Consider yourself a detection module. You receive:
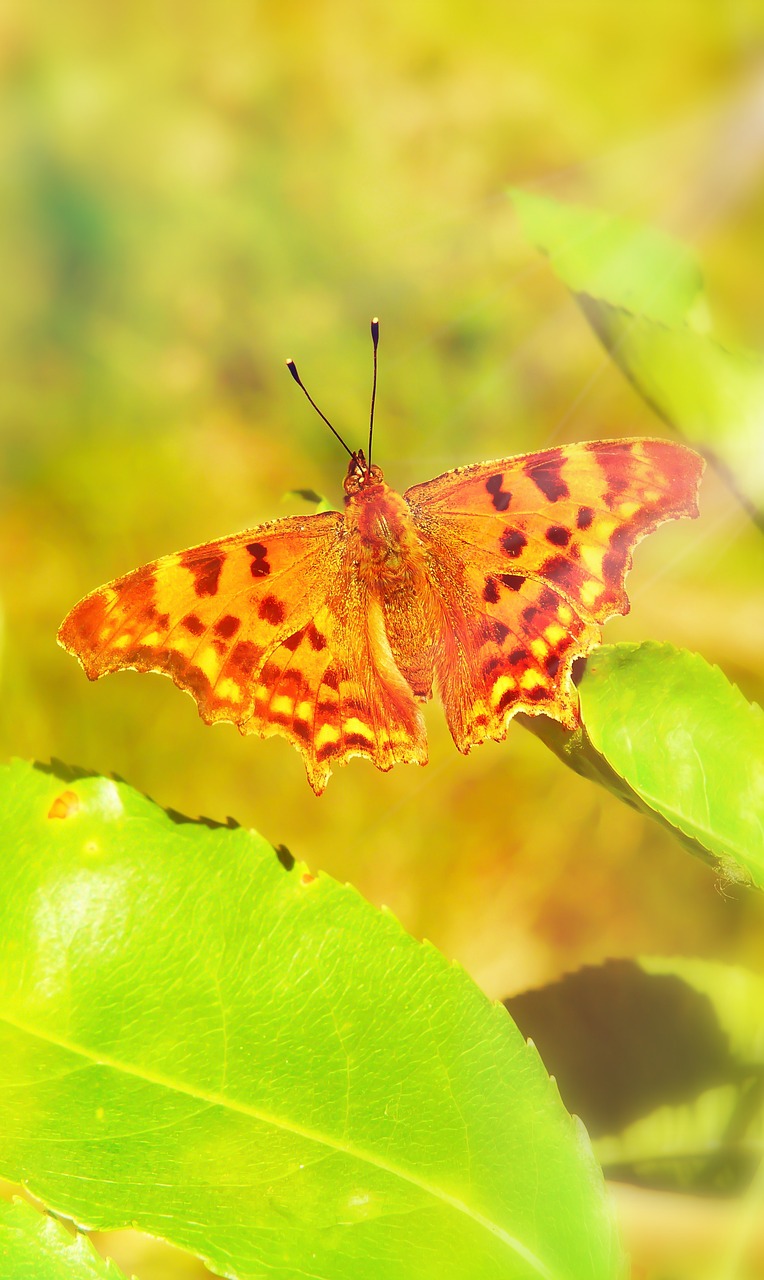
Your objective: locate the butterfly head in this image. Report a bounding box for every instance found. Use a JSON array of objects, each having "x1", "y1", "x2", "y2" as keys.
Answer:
[{"x1": 344, "y1": 450, "x2": 385, "y2": 496}]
